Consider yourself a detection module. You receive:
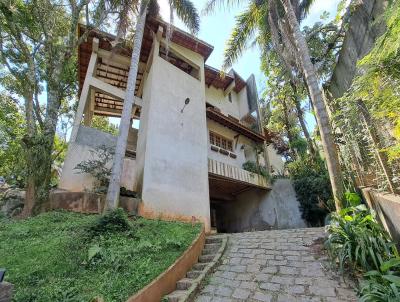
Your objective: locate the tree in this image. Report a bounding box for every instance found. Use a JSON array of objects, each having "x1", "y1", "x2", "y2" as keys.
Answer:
[
  {"x1": 106, "y1": 0, "x2": 200, "y2": 209},
  {"x1": 281, "y1": 0, "x2": 344, "y2": 210},
  {"x1": 0, "y1": 93, "x2": 26, "y2": 187},
  {"x1": 91, "y1": 116, "x2": 119, "y2": 135},
  {"x1": 0, "y1": 0, "x2": 113, "y2": 215}
]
